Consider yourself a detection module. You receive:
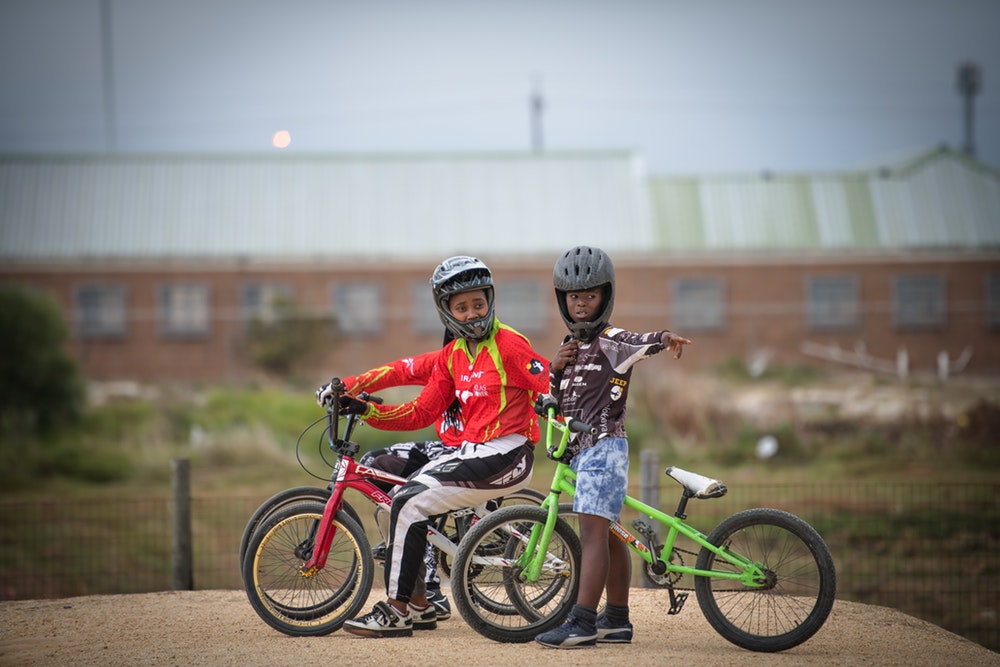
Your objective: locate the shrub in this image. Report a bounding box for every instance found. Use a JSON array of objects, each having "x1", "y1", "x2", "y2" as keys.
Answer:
[{"x1": 0, "y1": 286, "x2": 85, "y2": 436}]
